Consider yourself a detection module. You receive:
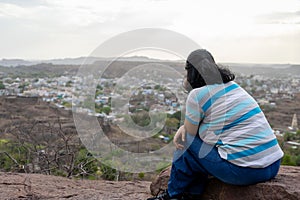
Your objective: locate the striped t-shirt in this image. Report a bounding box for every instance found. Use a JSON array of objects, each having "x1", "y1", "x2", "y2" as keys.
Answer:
[{"x1": 185, "y1": 81, "x2": 284, "y2": 168}]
